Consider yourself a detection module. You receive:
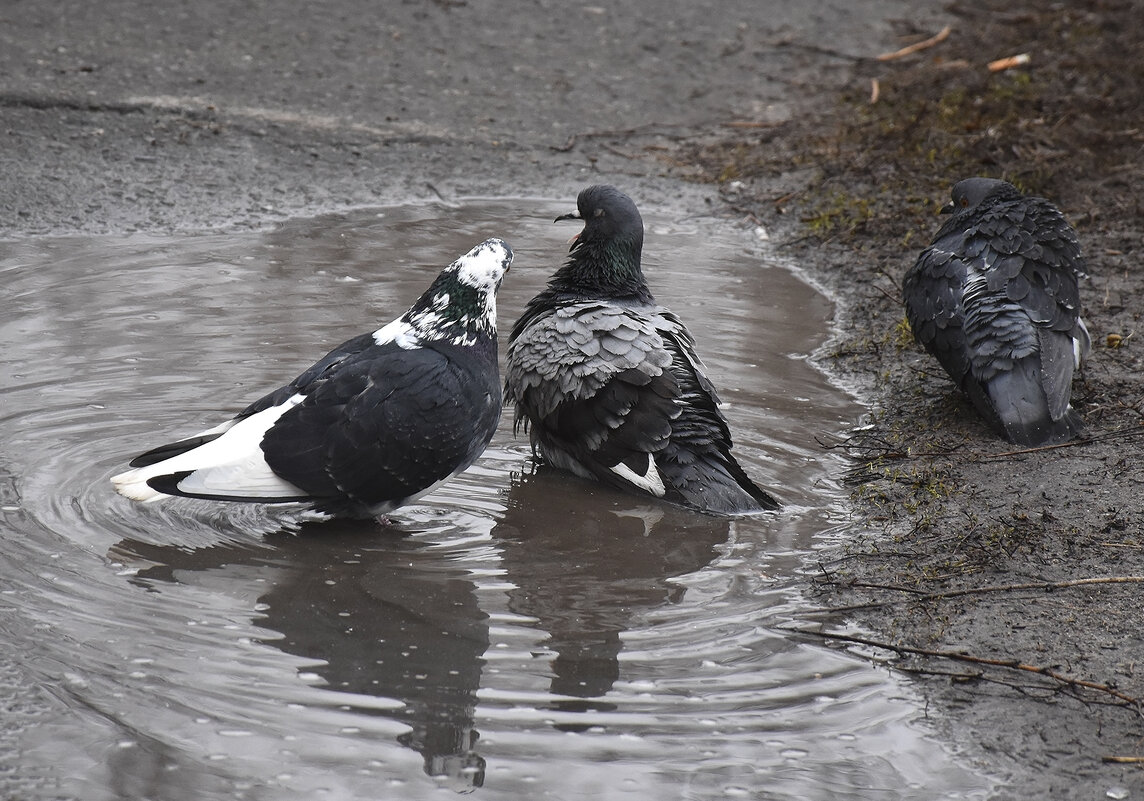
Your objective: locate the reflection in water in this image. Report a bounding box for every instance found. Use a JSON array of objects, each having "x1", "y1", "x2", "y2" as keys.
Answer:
[
  {"x1": 256, "y1": 531, "x2": 491, "y2": 792},
  {"x1": 495, "y1": 466, "x2": 730, "y2": 718},
  {"x1": 0, "y1": 203, "x2": 996, "y2": 799},
  {"x1": 121, "y1": 528, "x2": 491, "y2": 792},
  {"x1": 115, "y1": 466, "x2": 730, "y2": 792}
]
